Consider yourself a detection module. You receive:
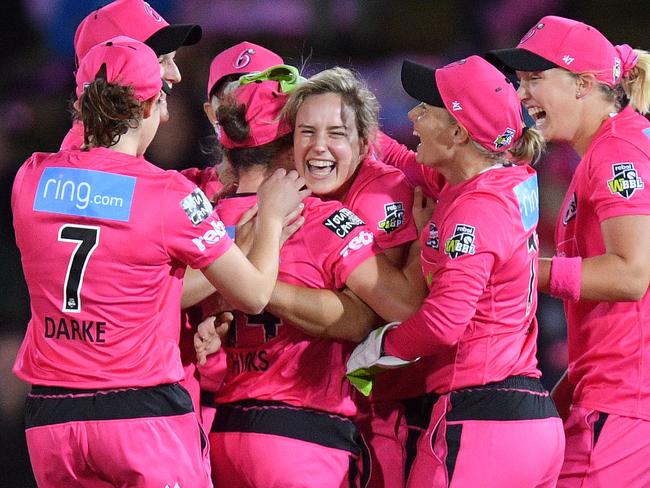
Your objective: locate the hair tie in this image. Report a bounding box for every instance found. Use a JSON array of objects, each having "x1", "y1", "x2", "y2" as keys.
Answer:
[{"x1": 615, "y1": 44, "x2": 639, "y2": 78}]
